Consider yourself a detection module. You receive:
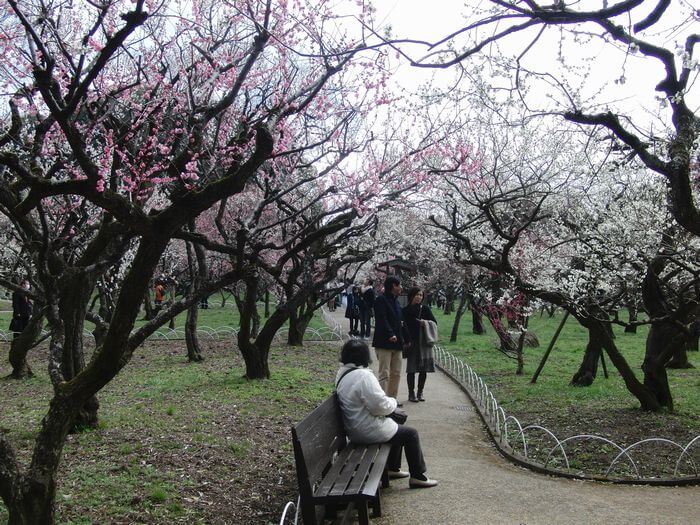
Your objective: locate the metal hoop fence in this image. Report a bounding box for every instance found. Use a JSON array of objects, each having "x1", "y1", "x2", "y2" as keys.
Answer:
[
  {"x1": 0, "y1": 323, "x2": 343, "y2": 344},
  {"x1": 434, "y1": 346, "x2": 700, "y2": 485}
]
